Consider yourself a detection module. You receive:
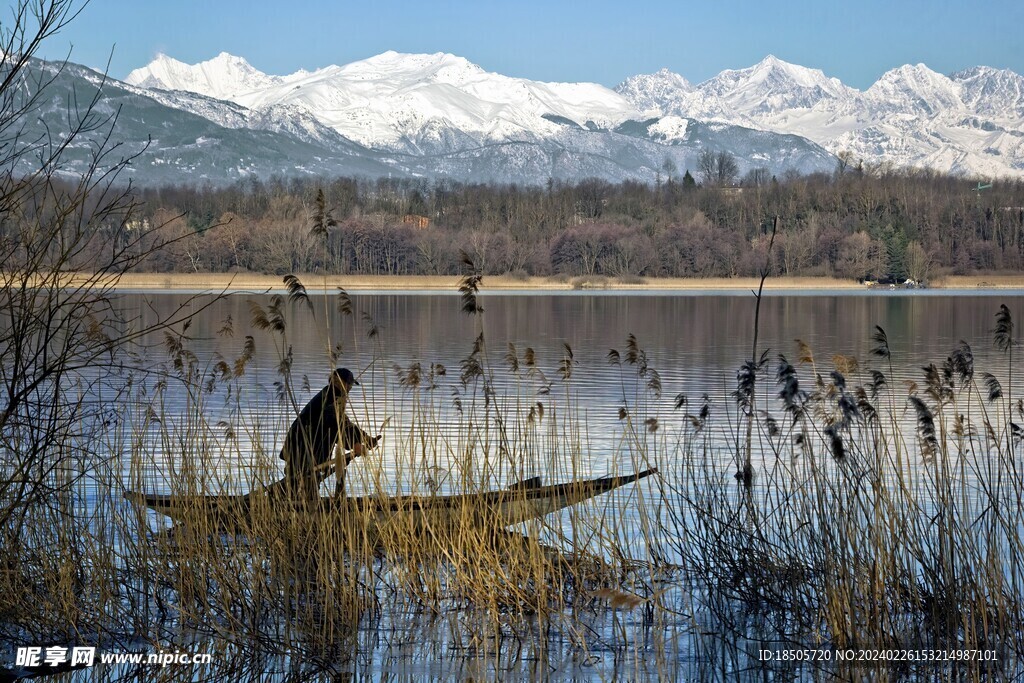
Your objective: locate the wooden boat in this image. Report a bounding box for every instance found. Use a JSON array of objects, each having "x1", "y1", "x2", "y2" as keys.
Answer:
[{"x1": 125, "y1": 468, "x2": 658, "y2": 544}]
